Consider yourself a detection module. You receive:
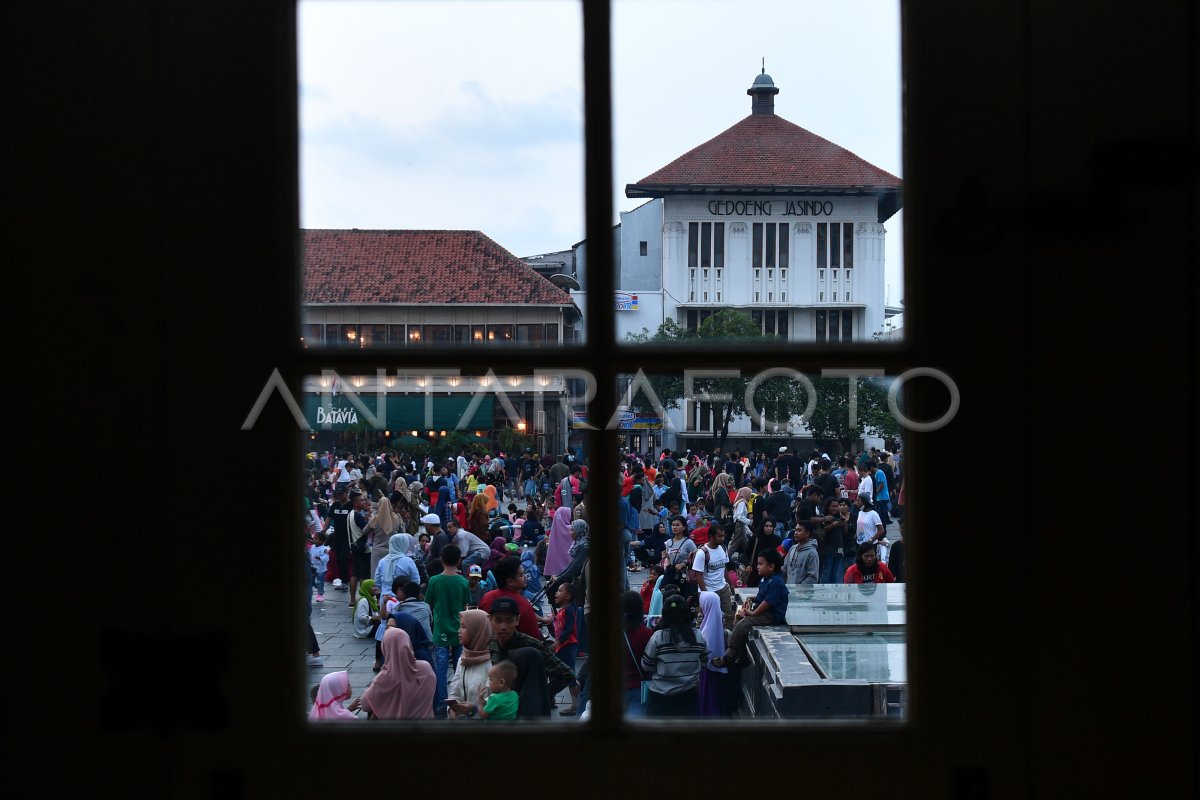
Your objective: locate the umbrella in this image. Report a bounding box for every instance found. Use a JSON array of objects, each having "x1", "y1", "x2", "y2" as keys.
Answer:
[
  {"x1": 463, "y1": 433, "x2": 491, "y2": 443},
  {"x1": 394, "y1": 435, "x2": 429, "y2": 446}
]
